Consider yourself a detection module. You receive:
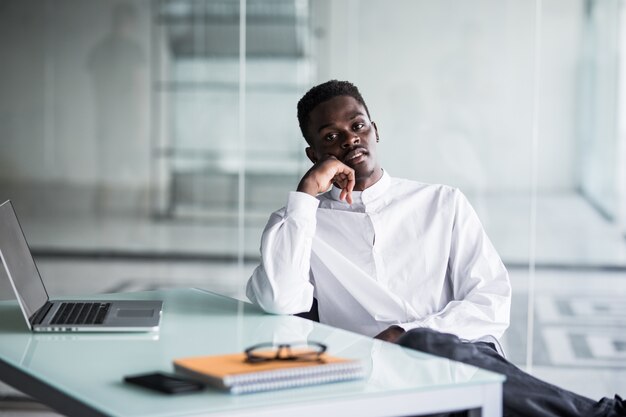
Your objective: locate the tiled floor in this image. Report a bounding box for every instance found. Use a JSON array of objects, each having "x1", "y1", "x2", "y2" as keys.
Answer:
[
  {"x1": 1, "y1": 192, "x2": 625, "y2": 415},
  {"x1": 503, "y1": 268, "x2": 626, "y2": 400}
]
